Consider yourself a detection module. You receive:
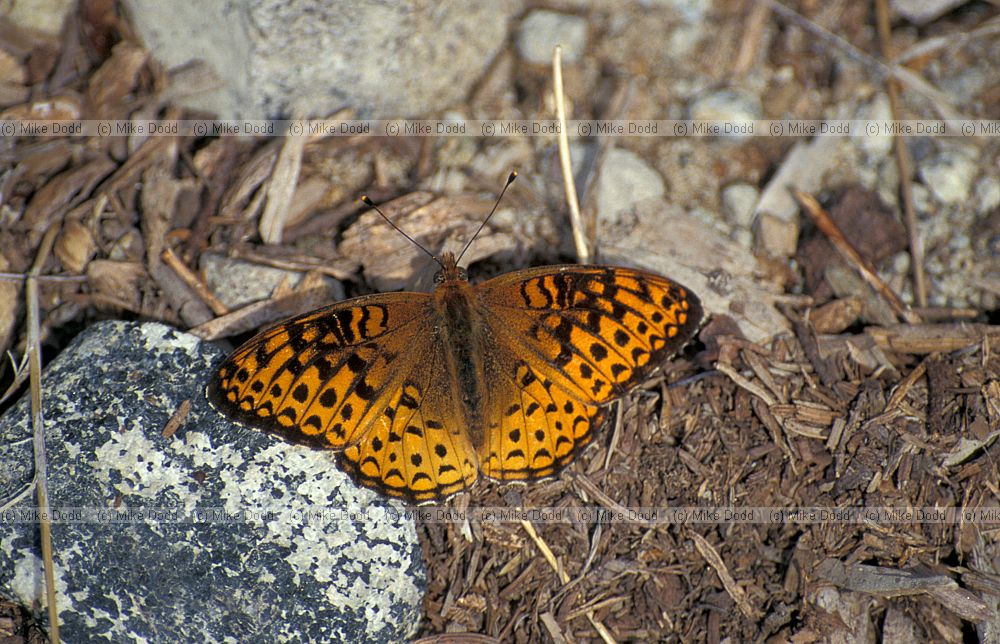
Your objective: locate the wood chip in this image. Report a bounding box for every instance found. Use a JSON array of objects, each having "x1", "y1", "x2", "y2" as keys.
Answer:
[
  {"x1": 22, "y1": 156, "x2": 116, "y2": 230},
  {"x1": 816, "y1": 559, "x2": 992, "y2": 622},
  {"x1": 86, "y1": 259, "x2": 147, "y2": 310},
  {"x1": 54, "y1": 218, "x2": 96, "y2": 273},
  {"x1": 811, "y1": 298, "x2": 863, "y2": 334},
  {"x1": 87, "y1": 41, "x2": 148, "y2": 116},
  {"x1": 690, "y1": 532, "x2": 759, "y2": 620},
  {"x1": 867, "y1": 324, "x2": 1000, "y2": 354},
  {"x1": 259, "y1": 133, "x2": 306, "y2": 244}
]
